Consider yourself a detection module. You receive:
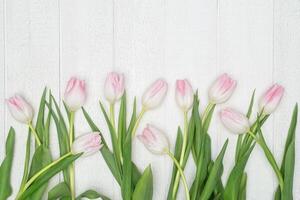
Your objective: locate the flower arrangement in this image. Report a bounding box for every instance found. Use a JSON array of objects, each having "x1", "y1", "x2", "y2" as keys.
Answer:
[{"x1": 0, "y1": 72, "x2": 297, "y2": 200}]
